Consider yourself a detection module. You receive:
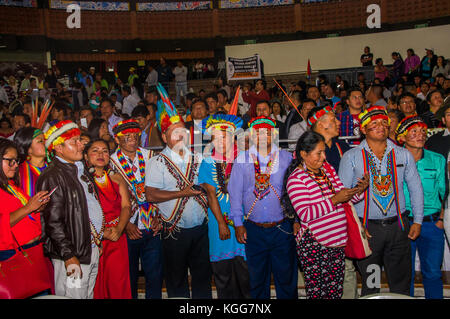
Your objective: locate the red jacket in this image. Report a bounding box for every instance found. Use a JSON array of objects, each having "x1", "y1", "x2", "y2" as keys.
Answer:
[{"x1": 242, "y1": 89, "x2": 270, "y2": 118}]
